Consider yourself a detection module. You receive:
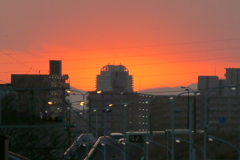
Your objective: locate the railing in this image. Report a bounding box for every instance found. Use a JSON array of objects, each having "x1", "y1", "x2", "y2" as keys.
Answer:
[
  {"x1": 84, "y1": 136, "x2": 107, "y2": 160},
  {"x1": 64, "y1": 133, "x2": 96, "y2": 159}
]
